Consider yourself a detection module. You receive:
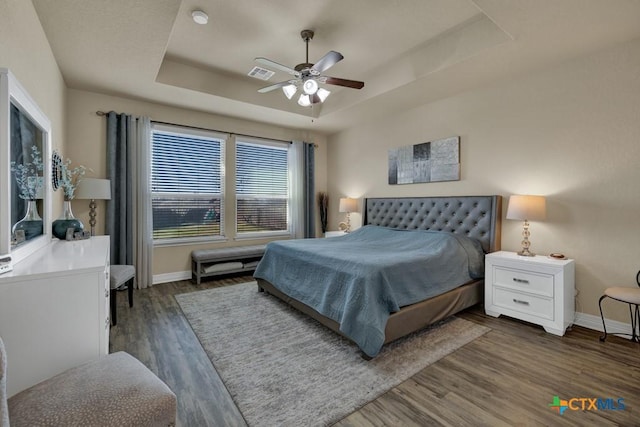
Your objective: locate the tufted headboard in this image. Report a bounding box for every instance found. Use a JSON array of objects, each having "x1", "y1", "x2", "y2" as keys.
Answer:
[{"x1": 363, "y1": 195, "x2": 502, "y2": 253}]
